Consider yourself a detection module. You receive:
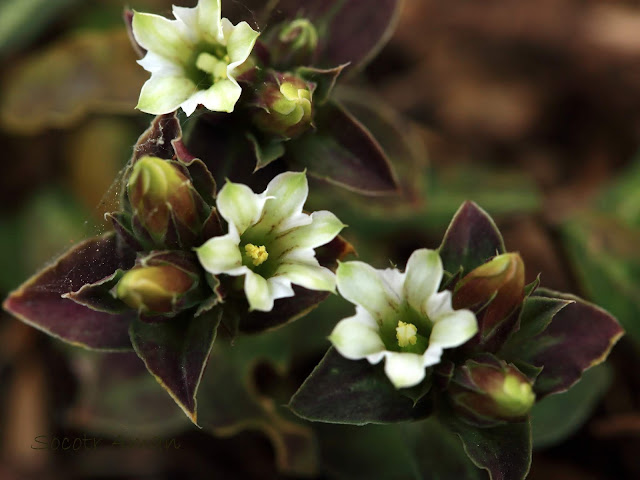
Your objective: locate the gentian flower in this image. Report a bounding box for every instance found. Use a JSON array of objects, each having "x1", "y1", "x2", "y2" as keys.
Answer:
[
  {"x1": 196, "y1": 171, "x2": 345, "y2": 312},
  {"x1": 132, "y1": 0, "x2": 259, "y2": 115},
  {"x1": 329, "y1": 250, "x2": 478, "y2": 388}
]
